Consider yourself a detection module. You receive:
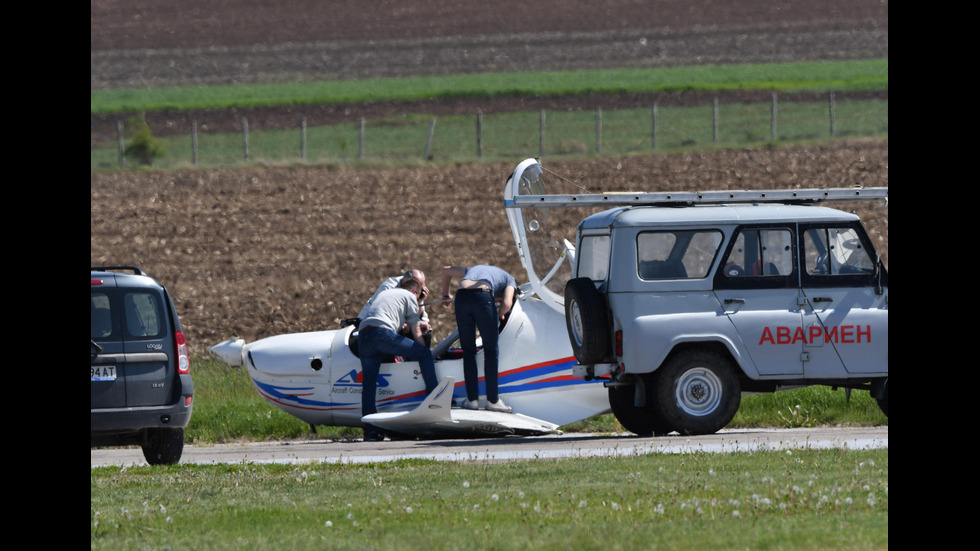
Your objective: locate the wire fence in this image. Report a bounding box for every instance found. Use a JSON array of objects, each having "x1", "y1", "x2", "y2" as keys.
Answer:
[{"x1": 93, "y1": 92, "x2": 887, "y2": 171}]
